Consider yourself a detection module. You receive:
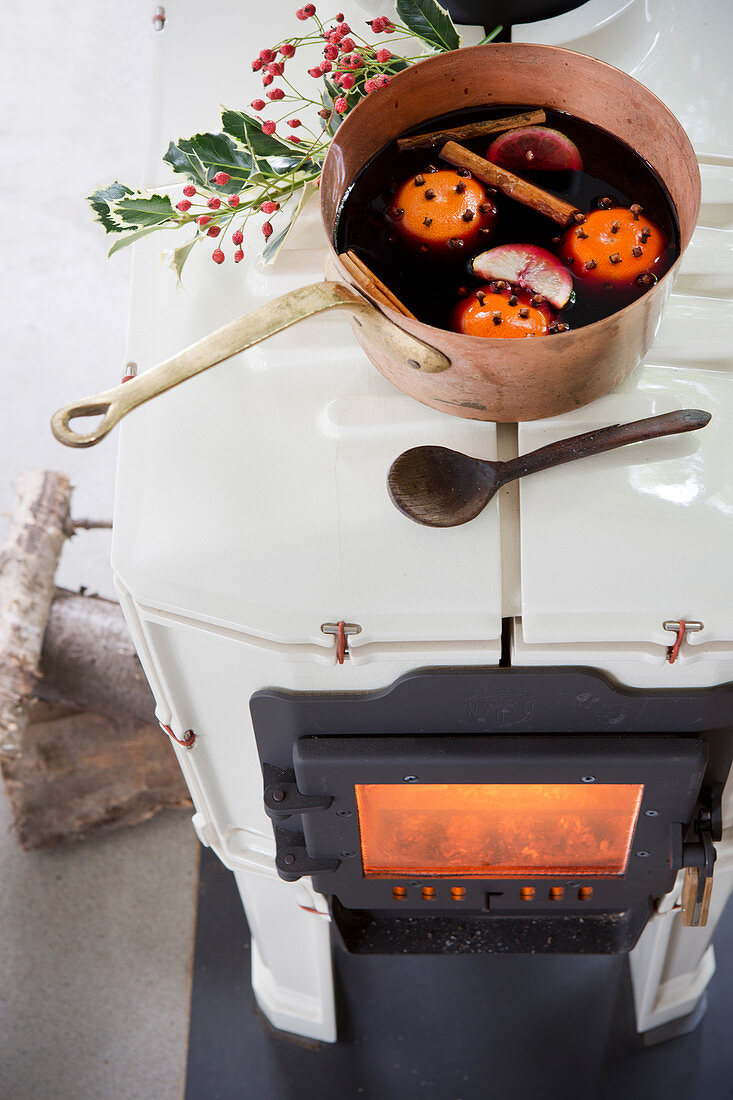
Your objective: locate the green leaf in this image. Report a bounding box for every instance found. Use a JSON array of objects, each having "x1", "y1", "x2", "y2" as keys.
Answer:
[
  {"x1": 88, "y1": 181, "x2": 133, "y2": 233},
  {"x1": 164, "y1": 133, "x2": 254, "y2": 192},
  {"x1": 261, "y1": 181, "x2": 318, "y2": 265},
  {"x1": 114, "y1": 193, "x2": 176, "y2": 227},
  {"x1": 107, "y1": 225, "x2": 164, "y2": 257},
  {"x1": 220, "y1": 110, "x2": 309, "y2": 174},
  {"x1": 395, "y1": 0, "x2": 461, "y2": 52},
  {"x1": 477, "y1": 25, "x2": 502, "y2": 44}
]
